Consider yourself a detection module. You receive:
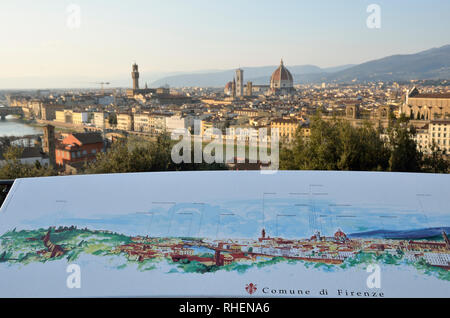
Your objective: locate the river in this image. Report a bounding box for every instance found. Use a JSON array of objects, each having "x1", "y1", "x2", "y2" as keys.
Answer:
[{"x1": 0, "y1": 115, "x2": 42, "y2": 137}]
